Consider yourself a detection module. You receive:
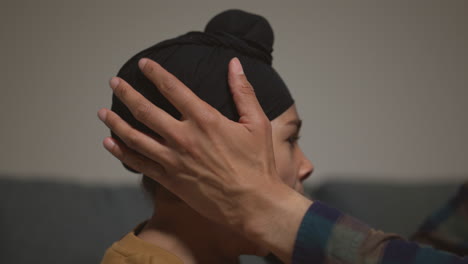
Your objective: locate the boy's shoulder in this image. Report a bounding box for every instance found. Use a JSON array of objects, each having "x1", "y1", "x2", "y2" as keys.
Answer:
[{"x1": 100, "y1": 222, "x2": 183, "y2": 264}]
